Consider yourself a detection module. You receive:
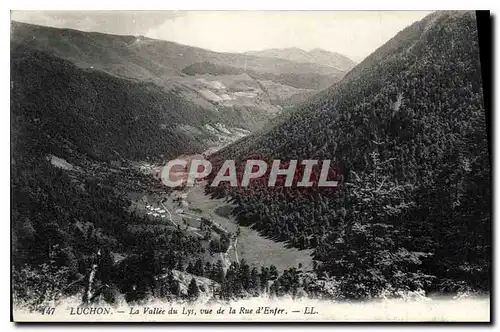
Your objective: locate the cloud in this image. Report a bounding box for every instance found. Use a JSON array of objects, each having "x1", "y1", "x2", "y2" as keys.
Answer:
[
  {"x1": 145, "y1": 11, "x2": 432, "y2": 60},
  {"x1": 11, "y1": 10, "x2": 185, "y2": 36}
]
